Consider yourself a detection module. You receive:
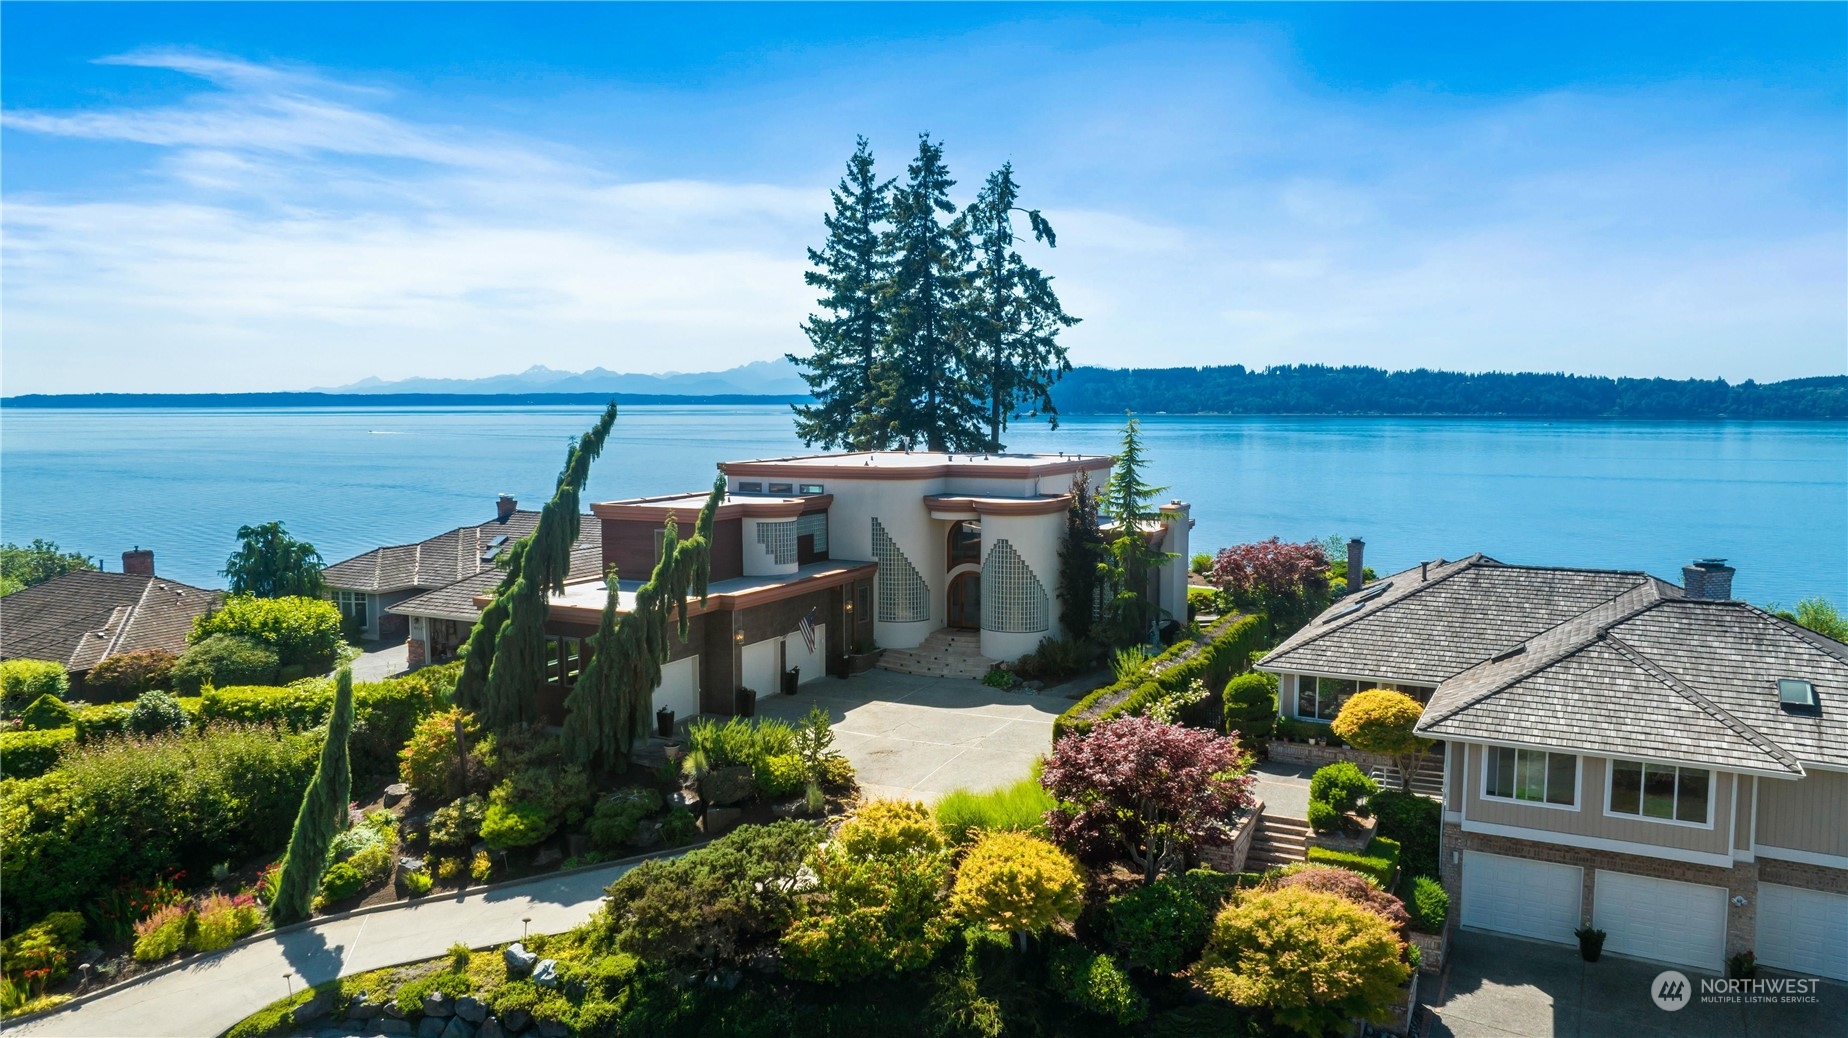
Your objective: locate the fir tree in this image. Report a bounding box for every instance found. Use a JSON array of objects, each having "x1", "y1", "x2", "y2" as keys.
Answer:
[
  {"x1": 270, "y1": 667, "x2": 354, "y2": 925},
  {"x1": 882, "y1": 133, "x2": 979, "y2": 451},
  {"x1": 961, "y1": 163, "x2": 1077, "y2": 452},
  {"x1": 789, "y1": 137, "x2": 896, "y2": 450},
  {"x1": 562, "y1": 476, "x2": 724, "y2": 771},
  {"x1": 456, "y1": 402, "x2": 618, "y2": 730},
  {"x1": 1058, "y1": 471, "x2": 1106, "y2": 640},
  {"x1": 1097, "y1": 414, "x2": 1173, "y2": 648}
]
